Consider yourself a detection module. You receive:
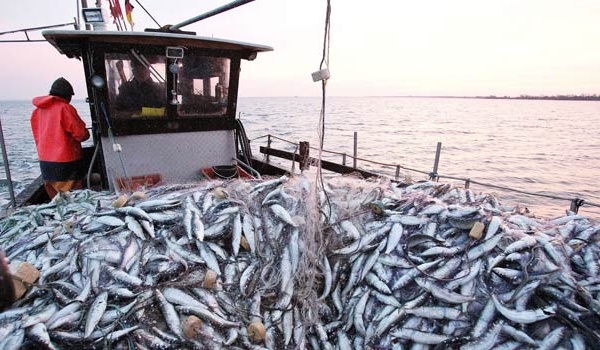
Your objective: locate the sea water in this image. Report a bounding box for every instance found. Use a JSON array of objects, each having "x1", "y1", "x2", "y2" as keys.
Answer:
[{"x1": 1, "y1": 97, "x2": 599, "y2": 219}]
